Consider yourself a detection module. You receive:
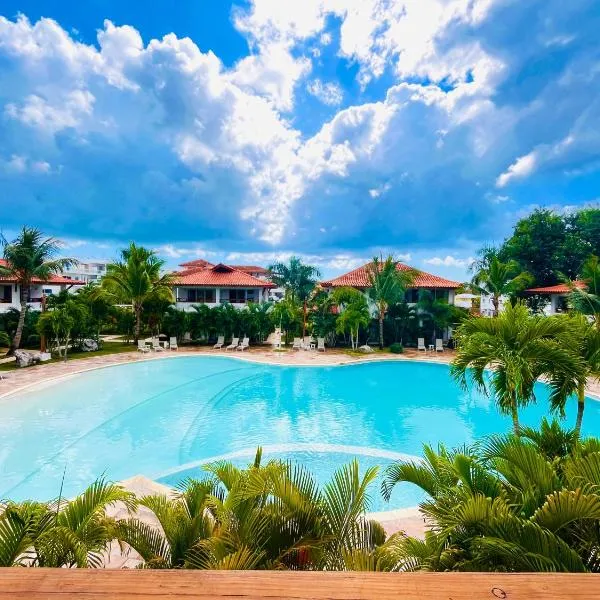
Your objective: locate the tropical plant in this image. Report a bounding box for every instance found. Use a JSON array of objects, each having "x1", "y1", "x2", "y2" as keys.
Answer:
[
  {"x1": 309, "y1": 290, "x2": 338, "y2": 345},
  {"x1": 37, "y1": 296, "x2": 88, "y2": 360},
  {"x1": 270, "y1": 298, "x2": 301, "y2": 344},
  {"x1": 451, "y1": 303, "x2": 584, "y2": 435},
  {"x1": 416, "y1": 290, "x2": 465, "y2": 344},
  {"x1": 469, "y1": 246, "x2": 532, "y2": 316},
  {"x1": 0, "y1": 479, "x2": 132, "y2": 567},
  {"x1": 0, "y1": 227, "x2": 76, "y2": 354},
  {"x1": 386, "y1": 301, "x2": 417, "y2": 345},
  {"x1": 269, "y1": 257, "x2": 321, "y2": 338},
  {"x1": 333, "y1": 287, "x2": 371, "y2": 350},
  {"x1": 121, "y1": 449, "x2": 384, "y2": 570},
  {"x1": 162, "y1": 306, "x2": 191, "y2": 343},
  {"x1": 75, "y1": 283, "x2": 113, "y2": 341},
  {"x1": 101, "y1": 243, "x2": 174, "y2": 343},
  {"x1": 189, "y1": 303, "x2": 213, "y2": 341},
  {"x1": 246, "y1": 301, "x2": 273, "y2": 342},
  {"x1": 381, "y1": 426, "x2": 600, "y2": 572},
  {"x1": 366, "y1": 255, "x2": 415, "y2": 349},
  {"x1": 569, "y1": 255, "x2": 600, "y2": 328}
]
